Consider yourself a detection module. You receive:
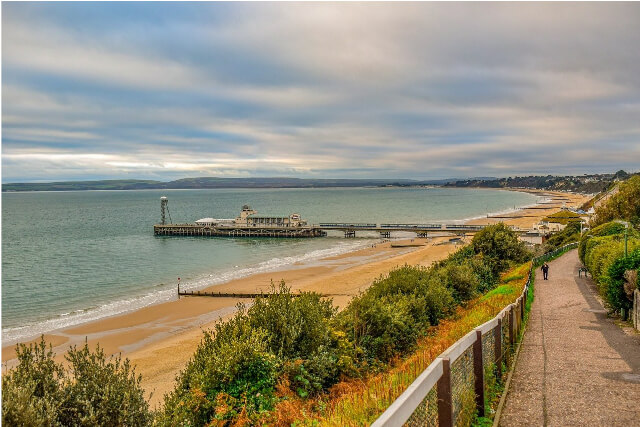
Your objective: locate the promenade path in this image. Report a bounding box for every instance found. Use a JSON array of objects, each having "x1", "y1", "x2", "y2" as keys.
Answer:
[{"x1": 499, "y1": 250, "x2": 640, "y2": 426}]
